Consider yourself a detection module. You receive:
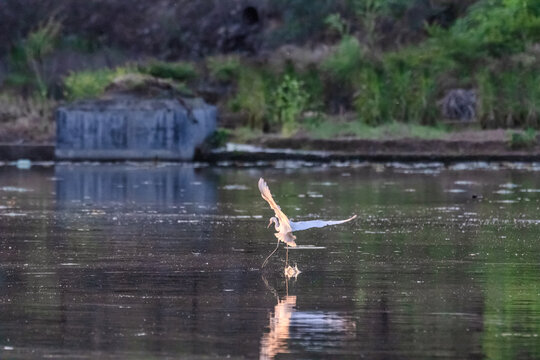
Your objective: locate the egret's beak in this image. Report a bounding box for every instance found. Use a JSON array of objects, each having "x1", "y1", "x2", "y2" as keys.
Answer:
[{"x1": 267, "y1": 219, "x2": 273, "y2": 228}]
